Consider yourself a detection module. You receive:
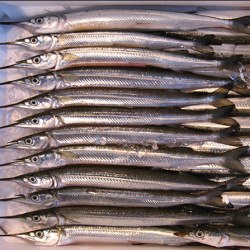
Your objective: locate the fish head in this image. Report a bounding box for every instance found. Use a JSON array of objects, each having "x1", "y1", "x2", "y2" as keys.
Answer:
[
  {"x1": 19, "y1": 16, "x2": 60, "y2": 35},
  {"x1": 8, "y1": 133, "x2": 50, "y2": 151},
  {"x1": 13, "y1": 73, "x2": 60, "y2": 91},
  {"x1": 25, "y1": 191, "x2": 56, "y2": 208},
  {"x1": 14, "y1": 35, "x2": 55, "y2": 51},
  {"x1": 20, "y1": 173, "x2": 55, "y2": 189},
  {"x1": 175, "y1": 227, "x2": 222, "y2": 247},
  {"x1": 18, "y1": 114, "x2": 56, "y2": 129},
  {"x1": 17, "y1": 95, "x2": 56, "y2": 110},
  {"x1": 15, "y1": 53, "x2": 58, "y2": 71},
  {"x1": 20, "y1": 150, "x2": 61, "y2": 170},
  {"x1": 16, "y1": 227, "x2": 61, "y2": 246}
]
